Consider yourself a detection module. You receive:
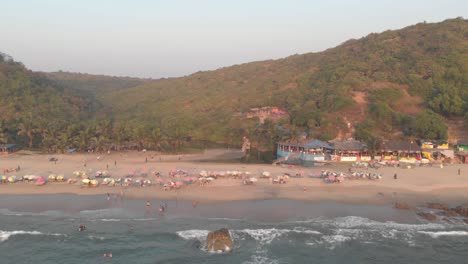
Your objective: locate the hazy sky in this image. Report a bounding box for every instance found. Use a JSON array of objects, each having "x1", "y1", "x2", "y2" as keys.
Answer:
[{"x1": 1, "y1": 0, "x2": 466, "y2": 78}]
